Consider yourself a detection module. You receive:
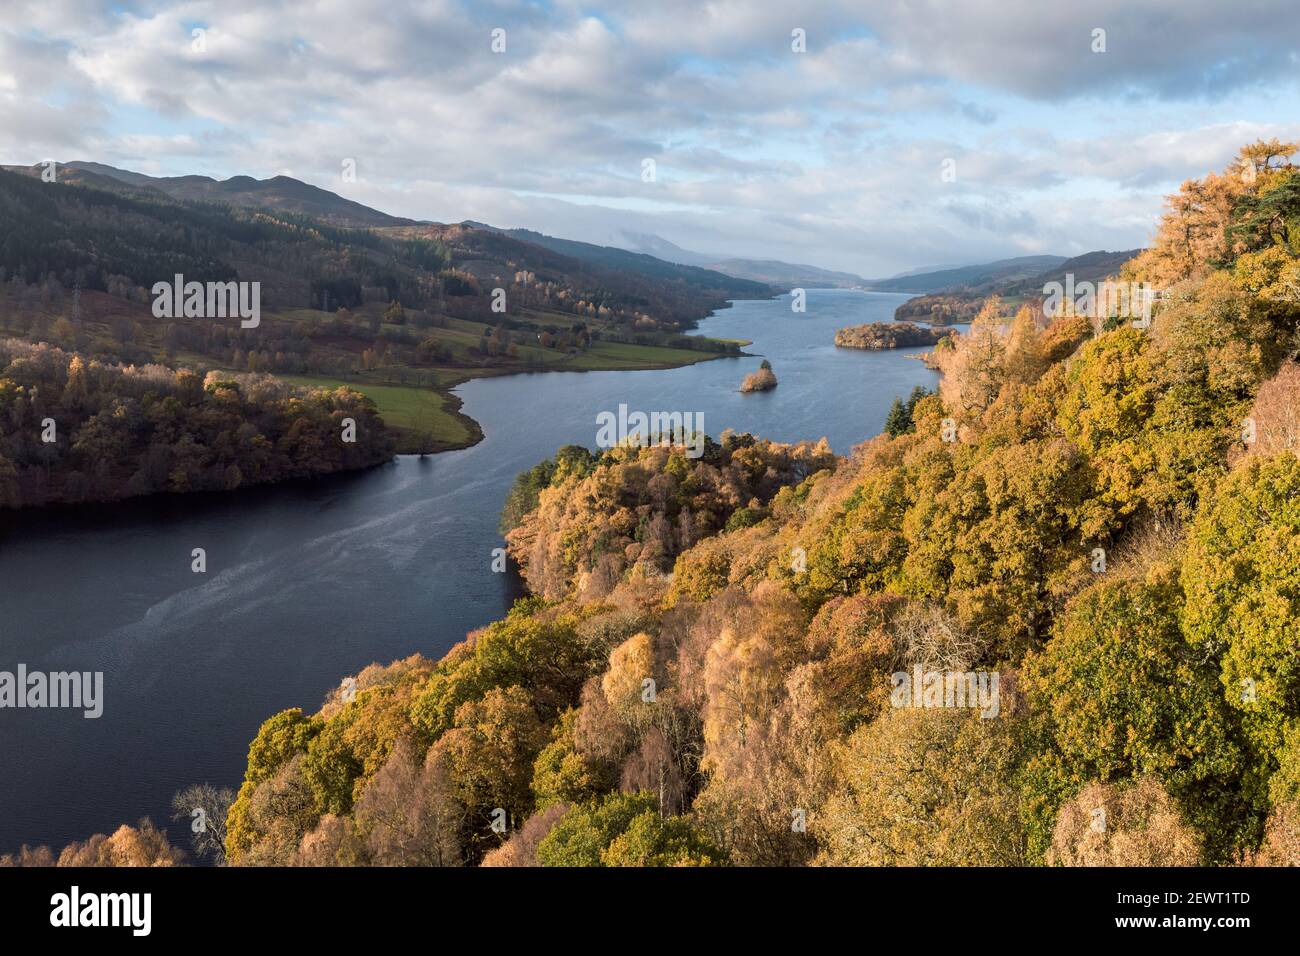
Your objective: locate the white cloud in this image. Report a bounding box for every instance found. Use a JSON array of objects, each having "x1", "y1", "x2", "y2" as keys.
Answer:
[{"x1": 2, "y1": 0, "x2": 1298, "y2": 275}]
